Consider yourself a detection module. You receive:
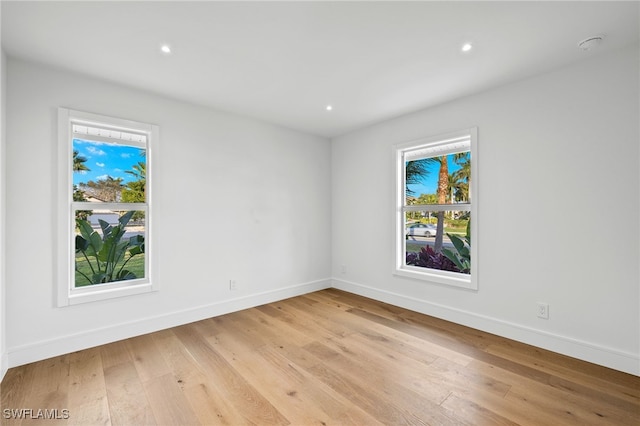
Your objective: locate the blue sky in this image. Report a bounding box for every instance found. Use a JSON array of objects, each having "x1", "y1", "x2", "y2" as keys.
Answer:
[
  {"x1": 406, "y1": 153, "x2": 467, "y2": 196},
  {"x1": 73, "y1": 139, "x2": 145, "y2": 186}
]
